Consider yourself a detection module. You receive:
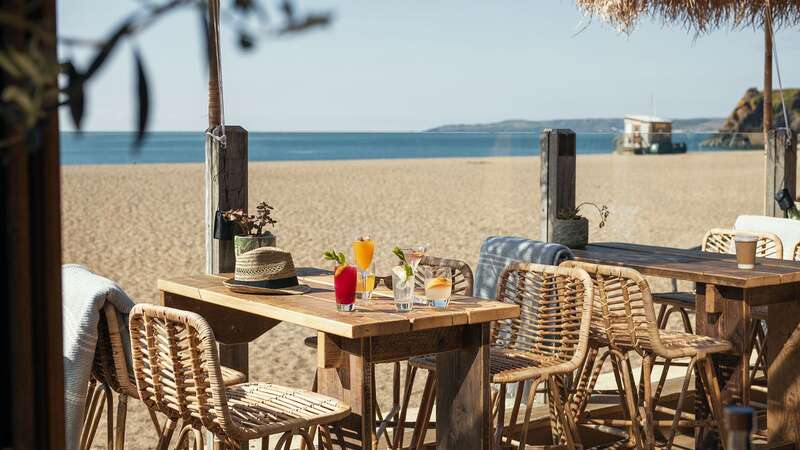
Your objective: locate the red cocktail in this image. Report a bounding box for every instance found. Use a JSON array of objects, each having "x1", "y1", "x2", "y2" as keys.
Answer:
[{"x1": 334, "y1": 264, "x2": 357, "y2": 312}]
